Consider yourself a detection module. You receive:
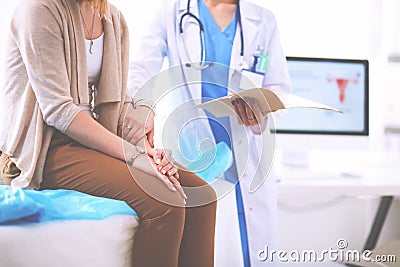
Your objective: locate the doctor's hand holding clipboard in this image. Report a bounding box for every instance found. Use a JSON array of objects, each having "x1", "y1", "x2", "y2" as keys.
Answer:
[{"x1": 232, "y1": 53, "x2": 272, "y2": 134}]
